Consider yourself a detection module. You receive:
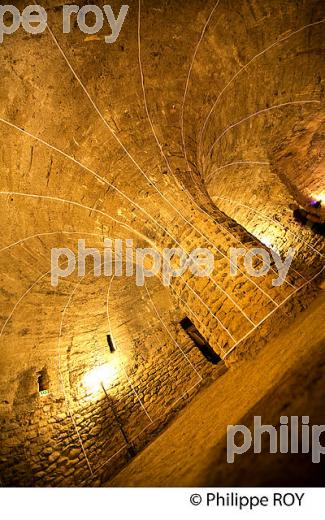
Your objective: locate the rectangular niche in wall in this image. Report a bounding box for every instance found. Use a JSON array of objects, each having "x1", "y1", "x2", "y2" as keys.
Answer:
[
  {"x1": 107, "y1": 334, "x2": 116, "y2": 353},
  {"x1": 37, "y1": 368, "x2": 49, "y2": 396},
  {"x1": 180, "y1": 317, "x2": 221, "y2": 365}
]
